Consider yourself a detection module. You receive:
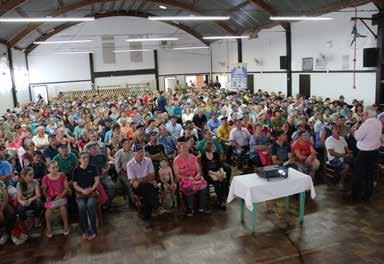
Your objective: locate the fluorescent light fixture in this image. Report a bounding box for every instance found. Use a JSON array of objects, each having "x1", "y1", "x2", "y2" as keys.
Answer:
[
  {"x1": 53, "y1": 51, "x2": 93, "y2": 55},
  {"x1": 270, "y1": 16, "x2": 333, "y2": 21},
  {"x1": 34, "y1": 40, "x2": 93, "y2": 44},
  {"x1": 203, "y1": 35, "x2": 249, "y2": 40},
  {"x1": 0, "y1": 17, "x2": 95, "y2": 22},
  {"x1": 148, "y1": 16, "x2": 230, "y2": 21},
  {"x1": 173, "y1": 46, "x2": 209, "y2": 50},
  {"x1": 125, "y1": 37, "x2": 178, "y2": 42},
  {"x1": 159, "y1": 5, "x2": 167, "y2": 9},
  {"x1": 113, "y1": 49, "x2": 152, "y2": 53}
]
